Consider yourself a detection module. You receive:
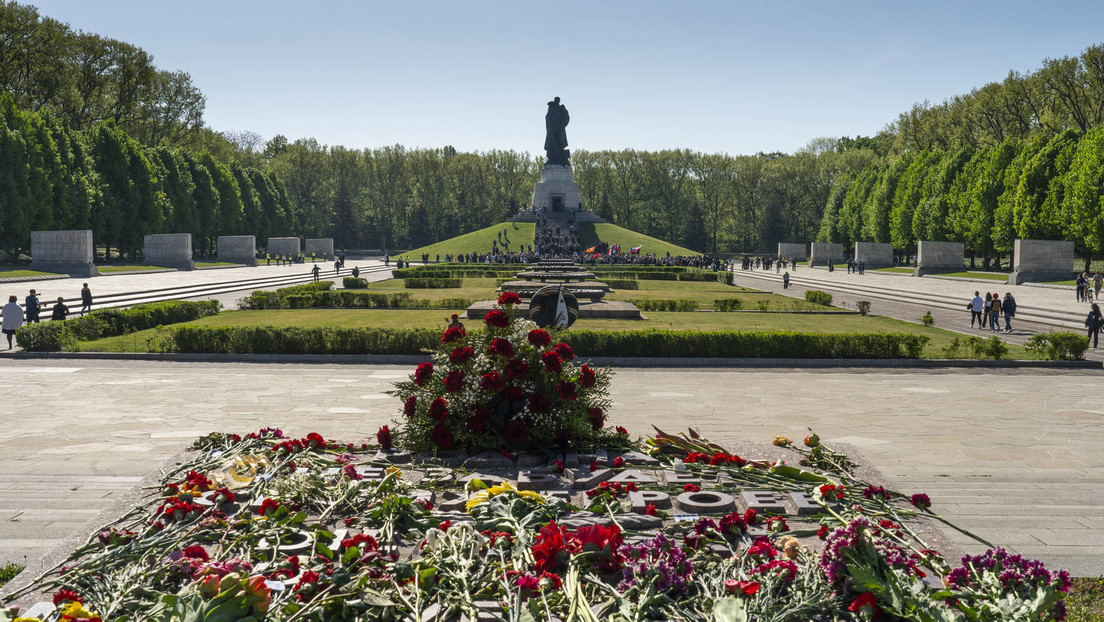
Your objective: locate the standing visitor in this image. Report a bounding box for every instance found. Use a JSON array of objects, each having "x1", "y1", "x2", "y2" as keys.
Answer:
[
  {"x1": 80, "y1": 283, "x2": 93, "y2": 316},
  {"x1": 980, "y1": 293, "x2": 991, "y2": 328},
  {"x1": 50, "y1": 297, "x2": 69, "y2": 321},
  {"x1": 1087, "y1": 303, "x2": 1103, "y2": 348},
  {"x1": 1002, "y1": 292, "x2": 1016, "y2": 333},
  {"x1": 1076, "y1": 273, "x2": 1087, "y2": 302},
  {"x1": 24, "y1": 289, "x2": 42, "y2": 323},
  {"x1": 1095, "y1": 272, "x2": 1103, "y2": 301},
  {"x1": 352, "y1": 266, "x2": 360, "y2": 279},
  {"x1": 988, "y1": 292, "x2": 1002, "y2": 332},
  {"x1": 1, "y1": 295, "x2": 22, "y2": 349},
  {"x1": 782, "y1": 271, "x2": 790, "y2": 289},
  {"x1": 969, "y1": 291, "x2": 984, "y2": 328},
  {"x1": 311, "y1": 264, "x2": 320, "y2": 281}
]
